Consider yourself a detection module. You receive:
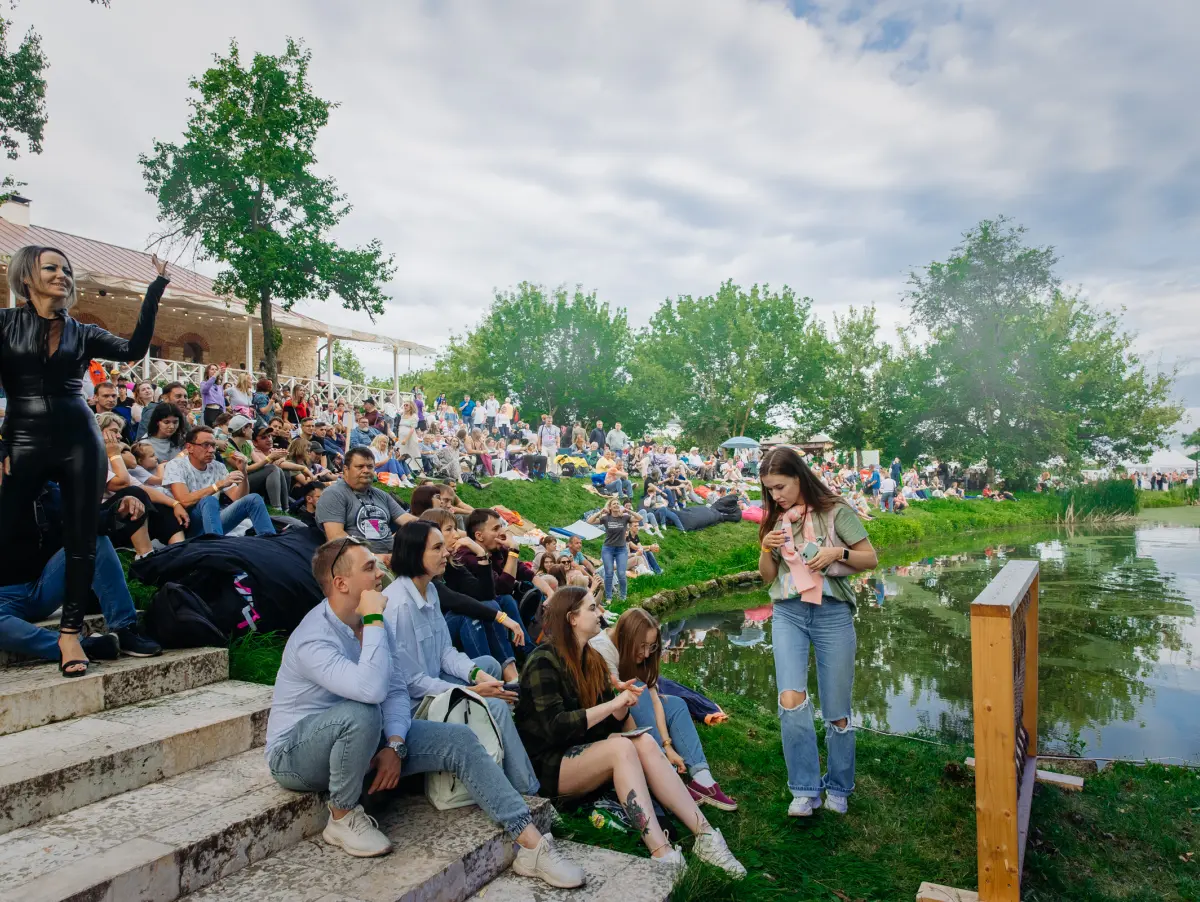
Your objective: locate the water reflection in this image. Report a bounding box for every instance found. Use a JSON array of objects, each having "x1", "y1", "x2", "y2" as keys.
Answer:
[{"x1": 662, "y1": 521, "x2": 1200, "y2": 763}]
